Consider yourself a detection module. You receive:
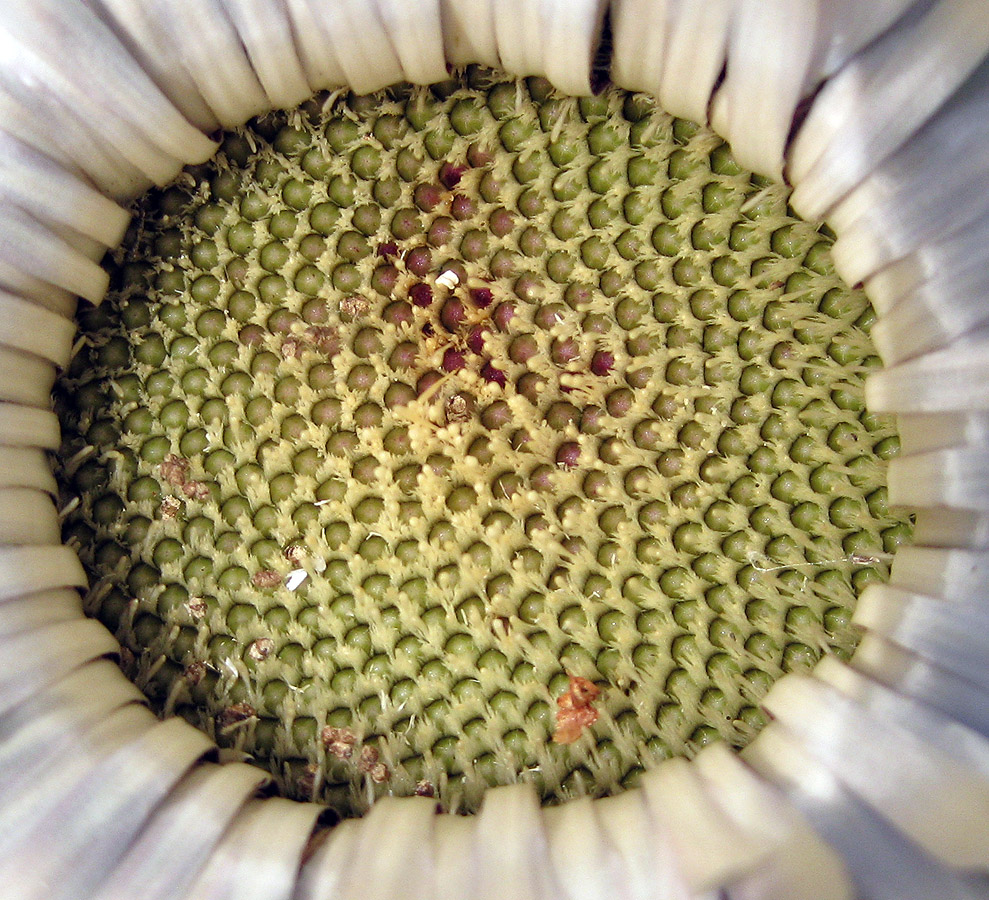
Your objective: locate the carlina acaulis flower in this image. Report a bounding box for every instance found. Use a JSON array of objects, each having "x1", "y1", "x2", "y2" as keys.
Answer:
[{"x1": 54, "y1": 66, "x2": 911, "y2": 818}]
